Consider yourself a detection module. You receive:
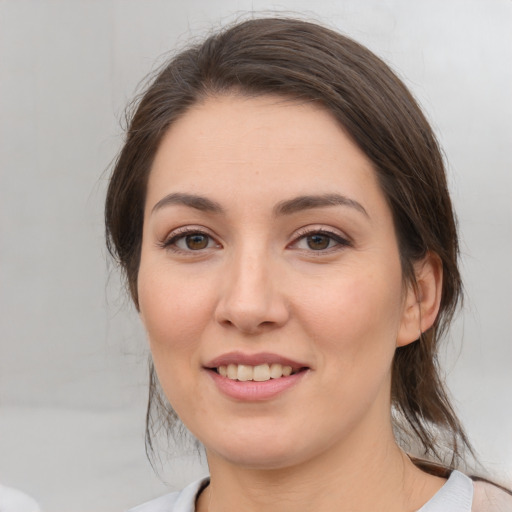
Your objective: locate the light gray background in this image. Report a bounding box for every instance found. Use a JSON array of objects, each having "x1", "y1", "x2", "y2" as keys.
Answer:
[{"x1": 0, "y1": 1, "x2": 511, "y2": 510}]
